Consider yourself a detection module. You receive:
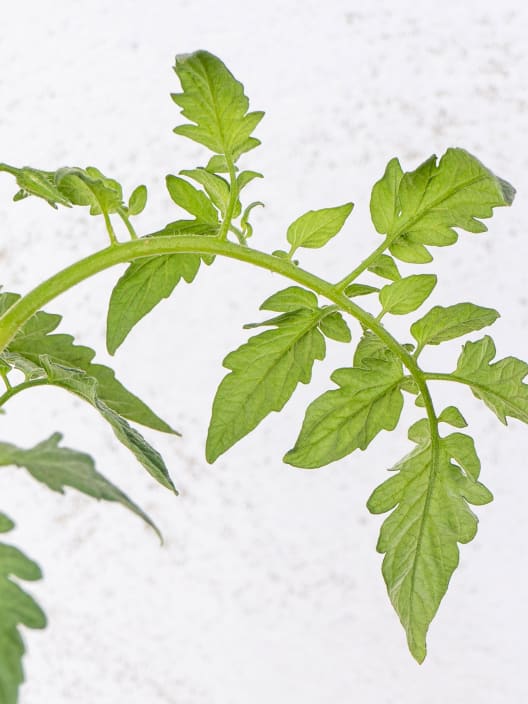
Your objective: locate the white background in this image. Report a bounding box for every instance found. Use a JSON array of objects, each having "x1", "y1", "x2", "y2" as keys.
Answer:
[{"x1": 0, "y1": 1, "x2": 527, "y2": 702}]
